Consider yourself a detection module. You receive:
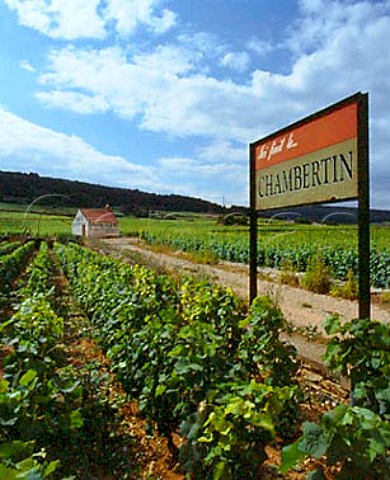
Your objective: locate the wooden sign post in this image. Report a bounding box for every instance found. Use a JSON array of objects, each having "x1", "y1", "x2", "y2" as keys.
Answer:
[{"x1": 249, "y1": 92, "x2": 370, "y2": 319}]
